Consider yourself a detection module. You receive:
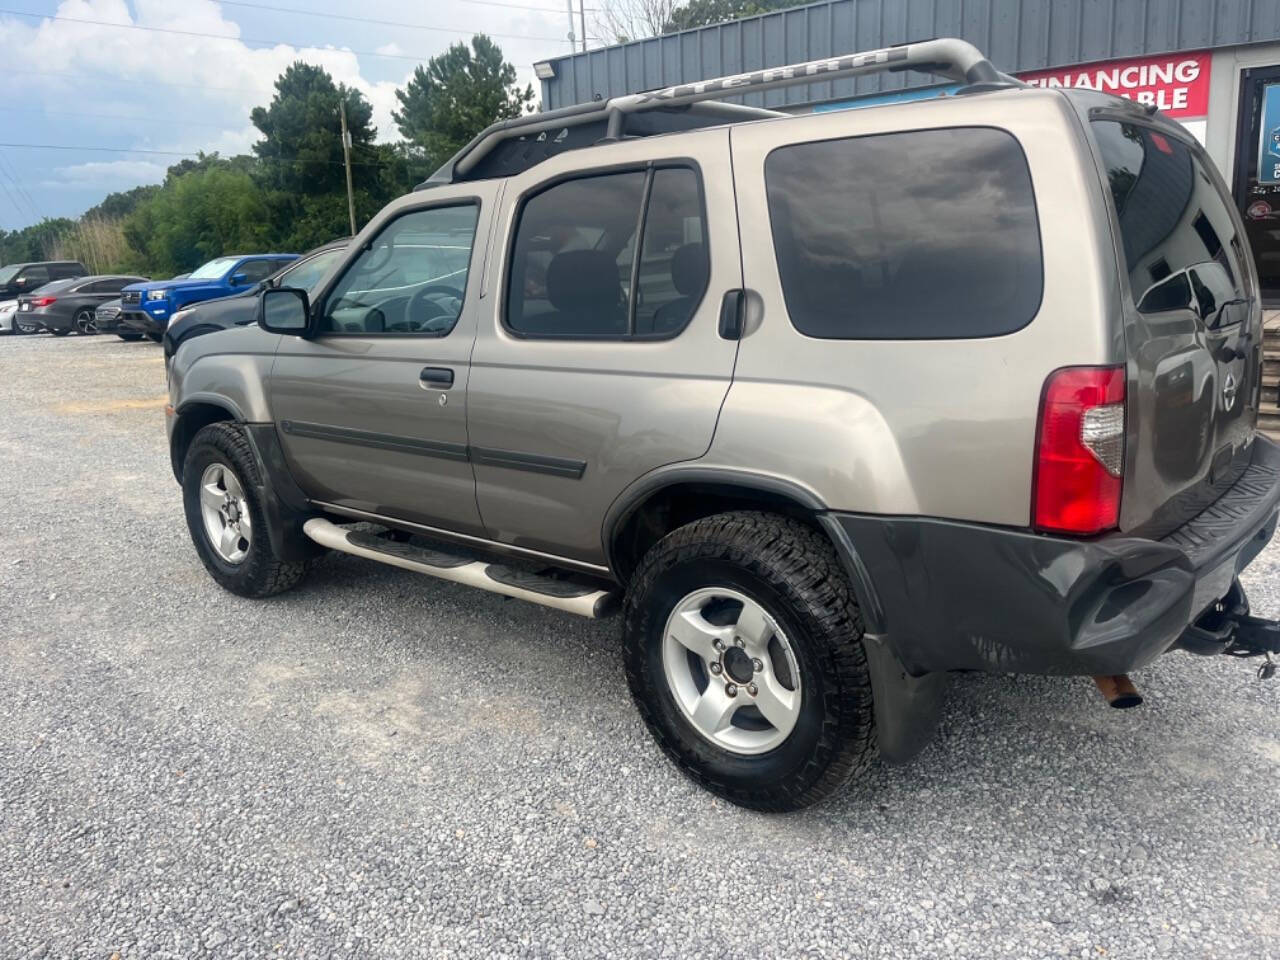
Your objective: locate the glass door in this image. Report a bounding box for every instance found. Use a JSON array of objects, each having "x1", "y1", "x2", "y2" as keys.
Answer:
[{"x1": 1233, "y1": 65, "x2": 1280, "y2": 305}]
